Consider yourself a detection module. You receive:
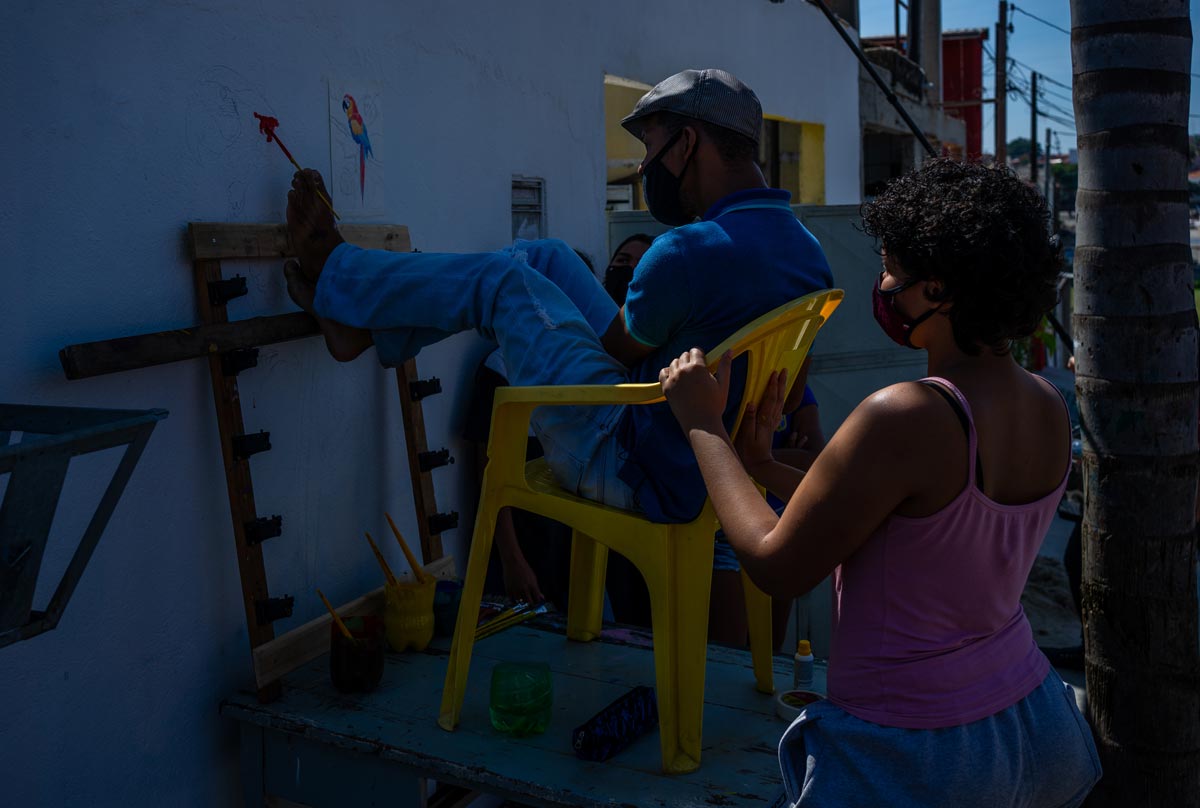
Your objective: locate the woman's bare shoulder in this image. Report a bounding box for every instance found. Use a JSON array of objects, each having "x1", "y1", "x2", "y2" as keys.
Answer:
[{"x1": 837, "y1": 381, "x2": 967, "y2": 457}]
